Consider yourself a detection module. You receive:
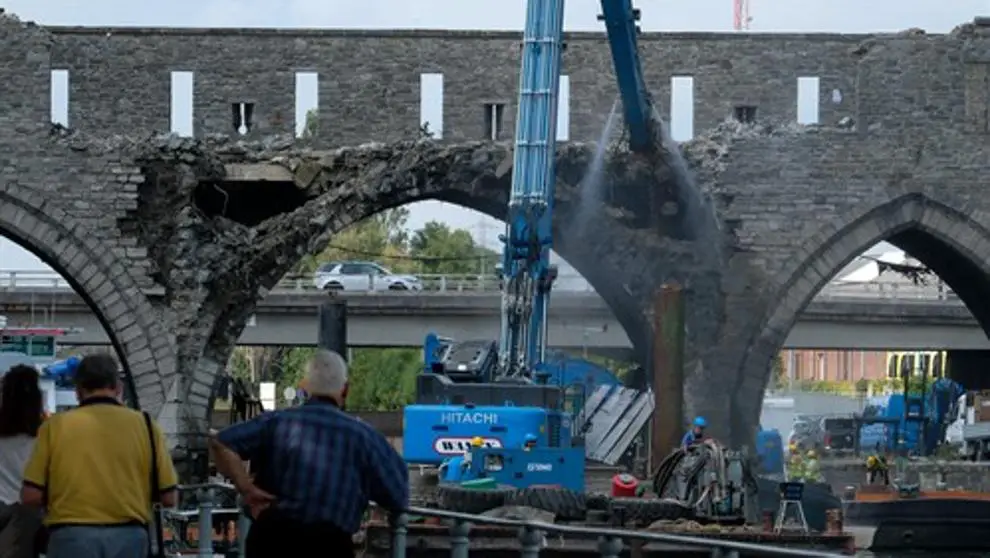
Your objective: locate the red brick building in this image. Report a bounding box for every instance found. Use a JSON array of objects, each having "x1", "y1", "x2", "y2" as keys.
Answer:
[{"x1": 781, "y1": 349, "x2": 889, "y2": 382}]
